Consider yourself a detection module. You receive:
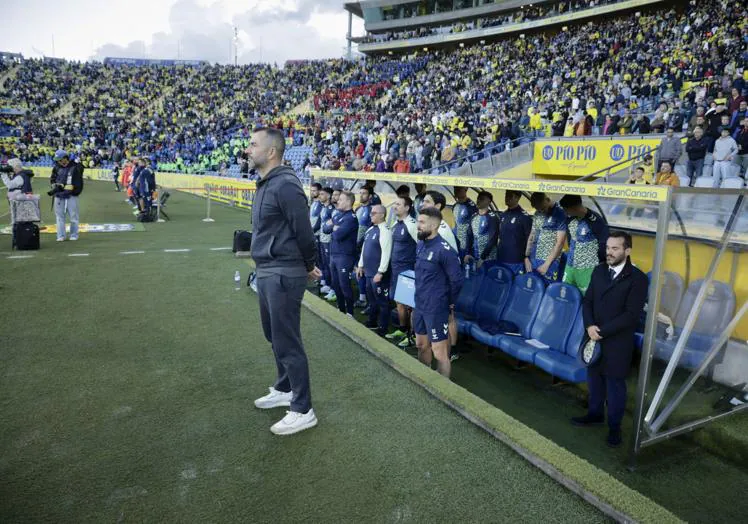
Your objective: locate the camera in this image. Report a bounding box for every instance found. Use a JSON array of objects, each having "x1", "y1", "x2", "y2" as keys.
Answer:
[
  {"x1": 0, "y1": 164, "x2": 13, "y2": 174},
  {"x1": 47, "y1": 184, "x2": 65, "y2": 197}
]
